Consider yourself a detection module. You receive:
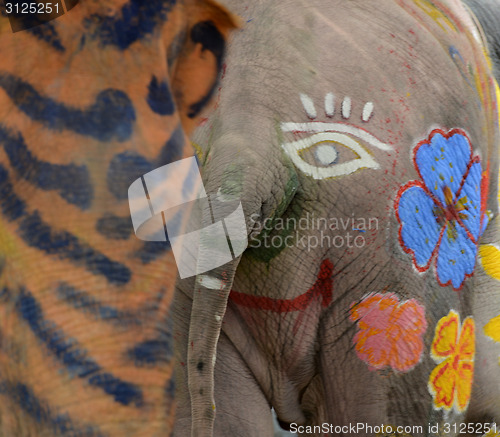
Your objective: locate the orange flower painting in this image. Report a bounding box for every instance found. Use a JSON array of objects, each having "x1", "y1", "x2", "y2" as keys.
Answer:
[
  {"x1": 428, "y1": 310, "x2": 475, "y2": 413},
  {"x1": 350, "y1": 293, "x2": 427, "y2": 372}
]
